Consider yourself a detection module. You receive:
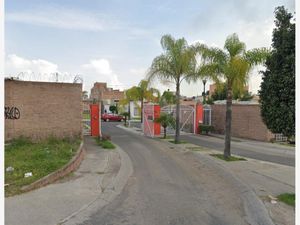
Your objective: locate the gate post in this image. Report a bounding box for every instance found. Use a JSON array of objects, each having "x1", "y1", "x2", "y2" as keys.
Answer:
[
  {"x1": 195, "y1": 104, "x2": 203, "y2": 134},
  {"x1": 90, "y1": 104, "x2": 101, "y2": 137},
  {"x1": 143, "y1": 103, "x2": 161, "y2": 137},
  {"x1": 153, "y1": 105, "x2": 161, "y2": 136}
]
